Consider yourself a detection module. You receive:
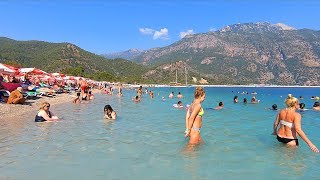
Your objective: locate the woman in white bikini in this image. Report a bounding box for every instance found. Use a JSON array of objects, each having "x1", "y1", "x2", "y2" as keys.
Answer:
[{"x1": 273, "y1": 94, "x2": 319, "y2": 153}]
